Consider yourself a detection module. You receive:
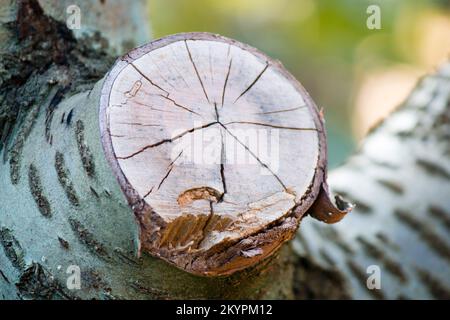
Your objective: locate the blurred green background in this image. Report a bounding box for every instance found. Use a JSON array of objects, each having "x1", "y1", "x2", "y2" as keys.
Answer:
[{"x1": 148, "y1": 0, "x2": 450, "y2": 167}]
